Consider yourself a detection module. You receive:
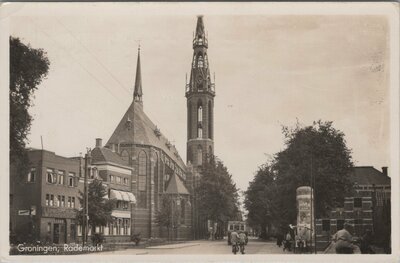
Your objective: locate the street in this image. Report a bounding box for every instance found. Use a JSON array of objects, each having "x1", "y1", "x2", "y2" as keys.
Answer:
[{"x1": 87, "y1": 238, "x2": 291, "y2": 255}]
